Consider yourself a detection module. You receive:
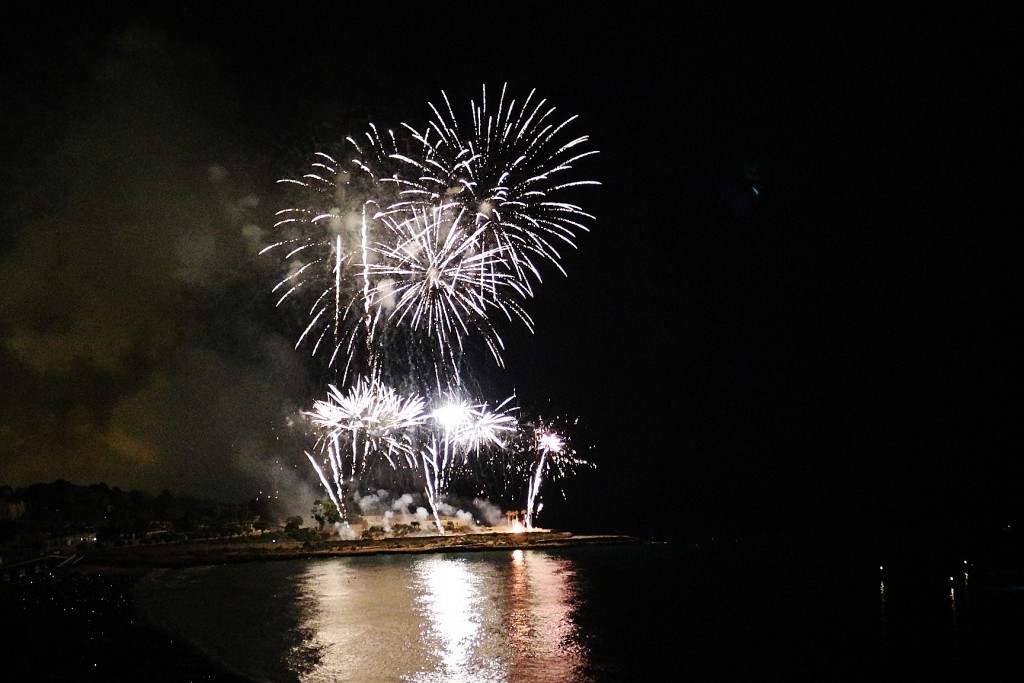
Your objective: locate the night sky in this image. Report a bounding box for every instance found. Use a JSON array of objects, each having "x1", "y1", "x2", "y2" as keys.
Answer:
[{"x1": 1, "y1": 5, "x2": 1019, "y2": 542}]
